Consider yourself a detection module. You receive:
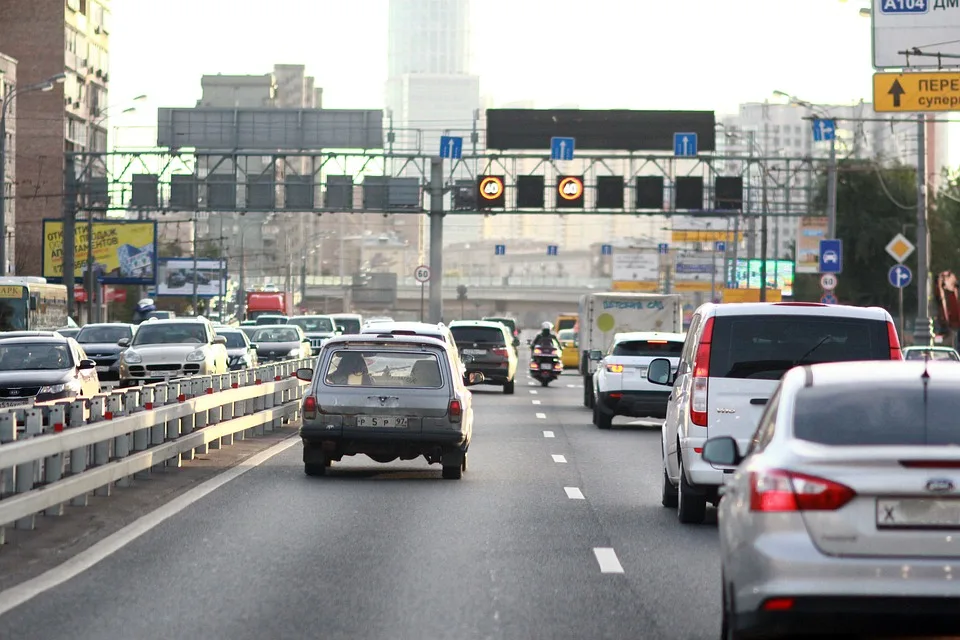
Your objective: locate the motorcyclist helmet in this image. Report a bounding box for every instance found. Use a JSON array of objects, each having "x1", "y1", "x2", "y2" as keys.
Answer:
[{"x1": 541, "y1": 321, "x2": 553, "y2": 333}]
